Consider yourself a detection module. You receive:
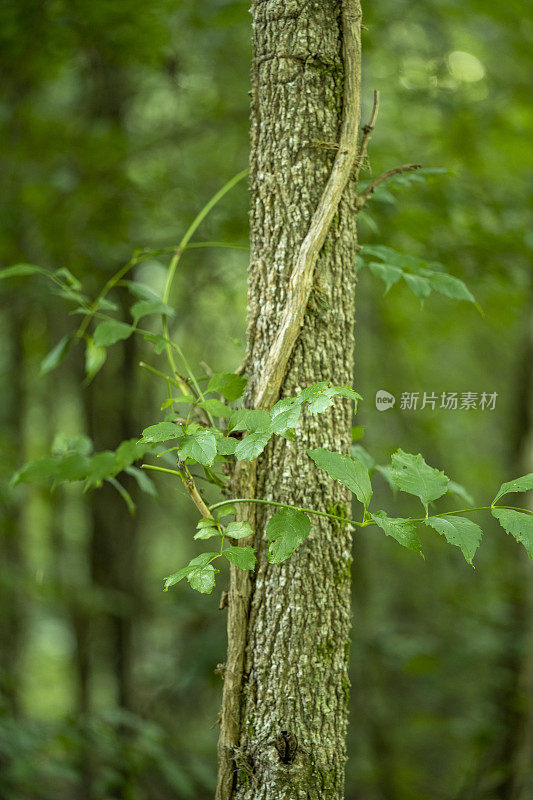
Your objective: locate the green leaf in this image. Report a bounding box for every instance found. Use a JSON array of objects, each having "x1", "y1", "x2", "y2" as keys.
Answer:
[
  {"x1": 130, "y1": 299, "x2": 175, "y2": 325},
  {"x1": 368, "y1": 262, "x2": 403, "y2": 293},
  {"x1": 179, "y1": 430, "x2": 217, "y2": 467},
  {"x1": 234, "y1": 431, "x2": 271, "y2": 462},
  {"x1": 388, "y1": 449, "x2": 449, "y2": 512},
  {"x1": 194, "y1": 527, "x2": 221, "y2": 540},
  {"x1": 141, "y1": 421, "x2": 181, "y2": 443},
  {"x1": 216, "y1": 504, "x2": 237, "y2": 518},
  {"x1": 164, "y1": 552, "x2": 218, "y2": 591},
  {"x1": 492, "y1": 473, "x2": 533, "y2": 505},
  {"x1": 85, "y1": 451, "x2": 117, "y2": 488},
  {"x1": 491, "y1": 508, "x2": 533, "y2": 558},
  {"x1": 198, "y1": 398, "x2": 232, "y2": 417},
  {"x1": 425, "y1": 272, "x2": 476, "y2": 304},
  {"x1": 125, "y1": 465, "x2": 157, "y2": 496},
  {"x1": 370, "y1": 511, "x2": 422, "y2": 554},
  {"x1": 403, "y1": 272, "x2": 432, "y2": 298},
  {"x1": 197, "y1": 517, "x2": 218, "y2": 529},
  {"x1": 229, "y1": 409, "x2": 271, "y2": 433},
  {"x1": 114, "y1": 439, "x2": 150, "y2": 470},
  {"x1": 85, "y1": 337, "x2": 107, "y2": 380},
  {"x1": 266, "y1": 508, "x2": 311, "y2": 563},
  {"x1": 307, "y1": 448, "x2": 372, "y2": 508},
  {"x1": 93, "y1": 320, "x2": 133, "y2": 348},
  {"x1": 40, "y1": 335, "x2": 71, "y2": 376},
  {"x1": 0, "y1": 264, "x2": 49, "y2": 280},
  {"x1": 270, "y1": 405, "x2": 301, "y2": 434},
  {"x1": 425, "y1": 516, "x2": 482, "y2": 564},
  {"x1": 307, "y1": 393, "x2": 334, "y2": 415},
  {"x1": 223, "y1": 545, "x2": 256, "y2": 570},
  {"x1": 351, "y1": 426, "x2": 365, "y2": 442},
  {"x1": 188, "y1": 564, "x2": 217, "y2": 593},
  {"x1": 142, "y1": 332, "x2": 167, "y2": 354},
  {"x1": 208, "y1": 372, "x2": 247, "y2": 401},
  {"x1": 216, "y1": 436, "x2": 238, "y2": 455},
  {"x1": 226, "y1": 521, "x2": 253, "y2": 539}
]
